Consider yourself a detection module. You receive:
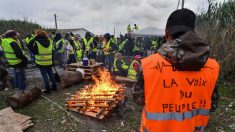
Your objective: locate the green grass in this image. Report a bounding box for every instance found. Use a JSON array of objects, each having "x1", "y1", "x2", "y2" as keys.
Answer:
[{"x1": 219, "y1": 84, "x2": 235, "y2": 98}]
